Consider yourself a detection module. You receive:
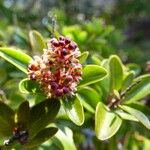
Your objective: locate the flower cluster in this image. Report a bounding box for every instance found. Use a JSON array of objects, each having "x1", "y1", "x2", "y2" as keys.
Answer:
[{"x1": 28, "y1": 36, "x2": 82, "y2": 98}]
